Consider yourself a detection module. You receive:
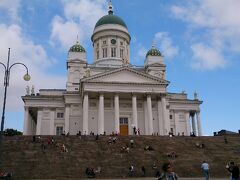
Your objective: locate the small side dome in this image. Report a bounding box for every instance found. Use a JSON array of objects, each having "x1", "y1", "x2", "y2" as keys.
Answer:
[
  {"x1": 146, "y1": 46, "x2": 161, "y2": 57},
  {"x1": 69, "y1": 42, "x2": 86, "y2": 53}
]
